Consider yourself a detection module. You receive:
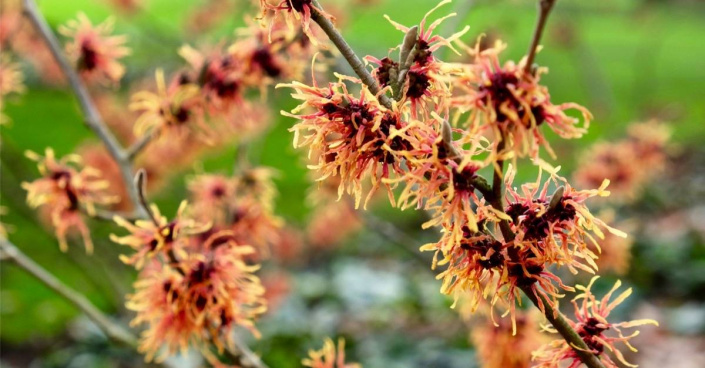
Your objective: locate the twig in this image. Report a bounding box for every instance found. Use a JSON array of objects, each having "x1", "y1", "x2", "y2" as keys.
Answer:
[
  {"x1": 521, "y1": 285, "x2": 606, "y2": 368},
  {"x1": 0, "y1": 239, "x2": 138, "y2": 348},
  {"x1": 524, "y1": 0, "x2": 557, "y2": 74},
  {"x1": 309, "y1": 0, "x2": 394, "y2": 110},
  {"x1": 22, "y1": 0, "x2": 145, "y2": 212},
  {"x1": 134, "y1": 170, "x2": 159, "y2": 226},
  {"x1": 126, "y1": 133, "x2": 154, "y2": 161}
]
